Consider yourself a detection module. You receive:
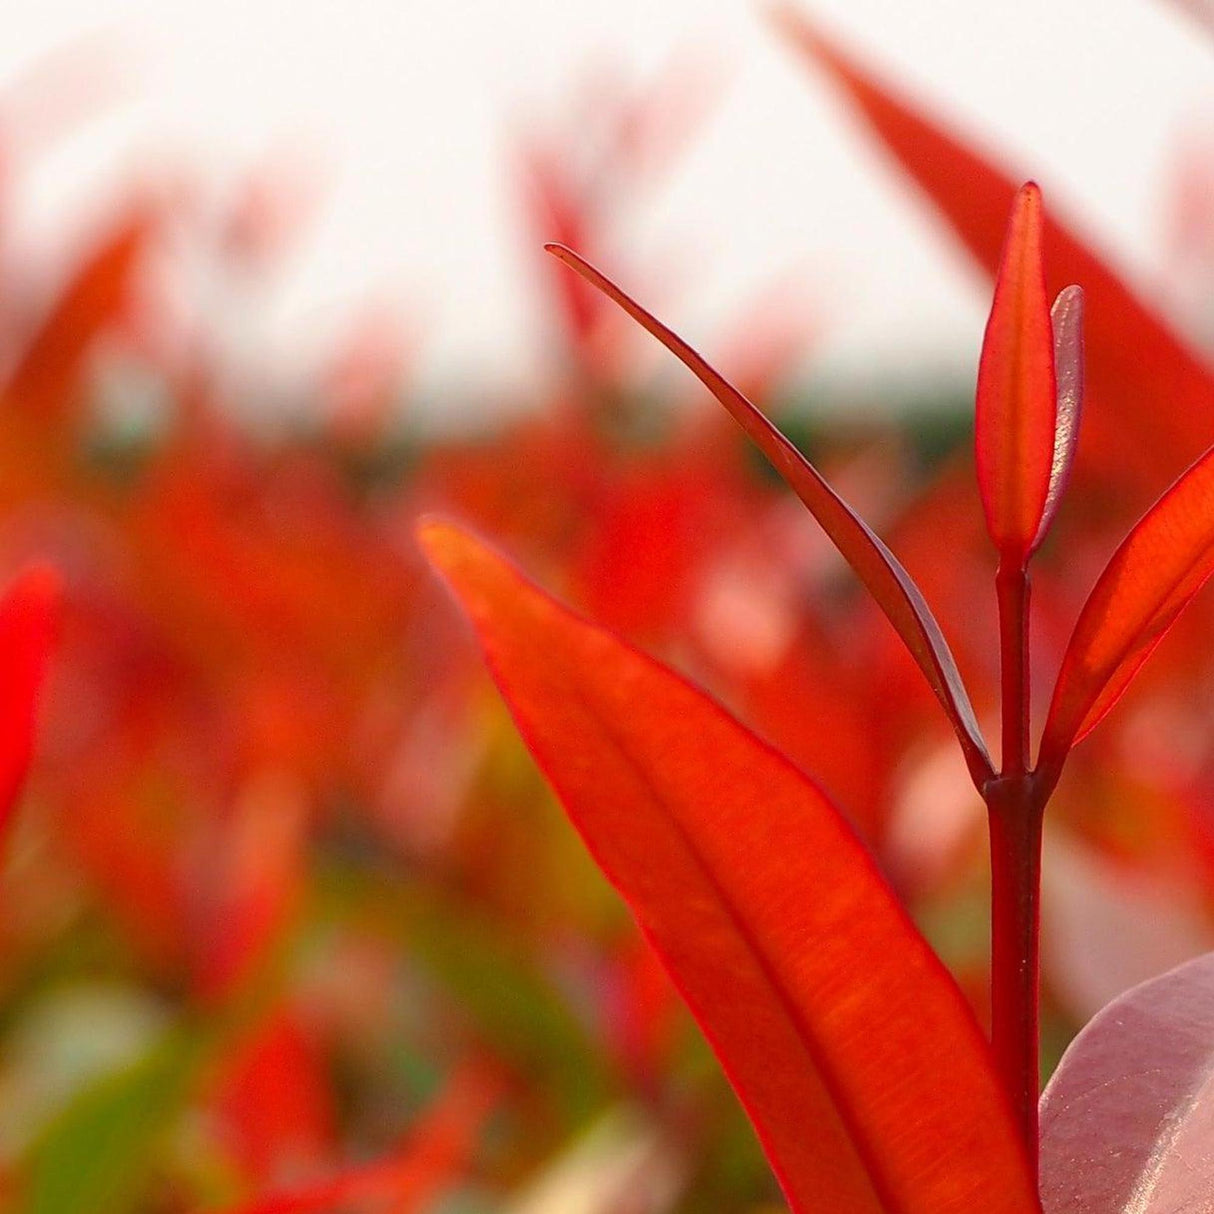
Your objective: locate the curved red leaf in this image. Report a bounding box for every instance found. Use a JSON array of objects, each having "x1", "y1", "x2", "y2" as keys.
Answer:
[
  {"x1": 975, "y1": 183, "x2": 1055, "y2": 562},
  {"x1": 420, "y1": 520, "x2": 1037, "y2": 1214},
  {"x1": 1039, "y1": 442, "x2": 1214, "y2": 775},
  {"x1": 545, "y1": 243, "x2": 993, "y2": 787},
  {"x1": 773, "y1": 6, "x2": 1214, "y2": 480},
  {"x1": 1039, "y1": 951, "x2": 1214, "y2": 1213},
  {"x1": 5, "y1": 210, "x2": 153, "y2": 424}
]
